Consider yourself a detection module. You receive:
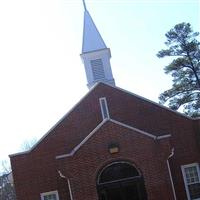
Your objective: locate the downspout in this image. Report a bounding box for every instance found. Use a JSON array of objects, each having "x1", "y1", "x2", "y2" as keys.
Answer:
[
  {"x1": 167, "y1": 148, "x2": 177, "y2": 200},
  {"x1": 58, "y1": 170, "x2": 74, "y2": 200},
  {"x1": 67, "y1": 178, "x2": 74, "y2": 200}
]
